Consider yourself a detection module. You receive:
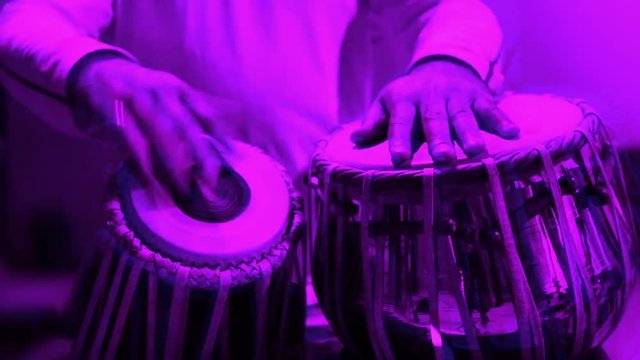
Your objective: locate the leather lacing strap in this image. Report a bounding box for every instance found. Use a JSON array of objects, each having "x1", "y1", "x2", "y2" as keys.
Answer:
[
  {"x1": 105, "y1": 259, "x2": 144, "y2": 360},
  {"x1": 576, "y1": 129, "x2": 634, "y2": 279},
  {"x1": 73, "y1": 242, "x2": 115, "y2": 359},
  {"x1": 360, "y1": 172, "x2": 394, "y2": 359},
  {"x1": 275, "y1": 239, "x2": 302, "y2": 359},
  {"x1": 443, "y1": 236, "x2": 483, "y2": 360},
  {"x1": 89, "y1": 252, "x2": 129, "y2": 360},
  {"x1": 255, "y1": 261, "x2": 273, "y2": 360},
  {"x1": 577, "y1": 102, "x2": 636, "y2": 237},
  {"x1": 422, "y1": 168, "x2": 444, "y2": 360},
  {"x1": 483, "y1": 158, "x2": 543, "y2": 360},
  {"x1": 200, "y1": 272, "x2": 231, "y2": 360},
  {"x1": 165, "y1": 267, "x2": 190, "y2": 360},
  {"x1": 321, "y1": 165, "x2": 337, "y2": 327},
  {"x1": 332, "y1": 184, "x2": 360, "y2": 355},
  {"x1": 575, "y1": 128, "x2": 635, "y2": 345},
  {"x1": 537, "y1": 146, "x2": 593, "y2": 359},
  {"x1": 147, "y1": 271, "x2": 158, "y2": 360}
]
